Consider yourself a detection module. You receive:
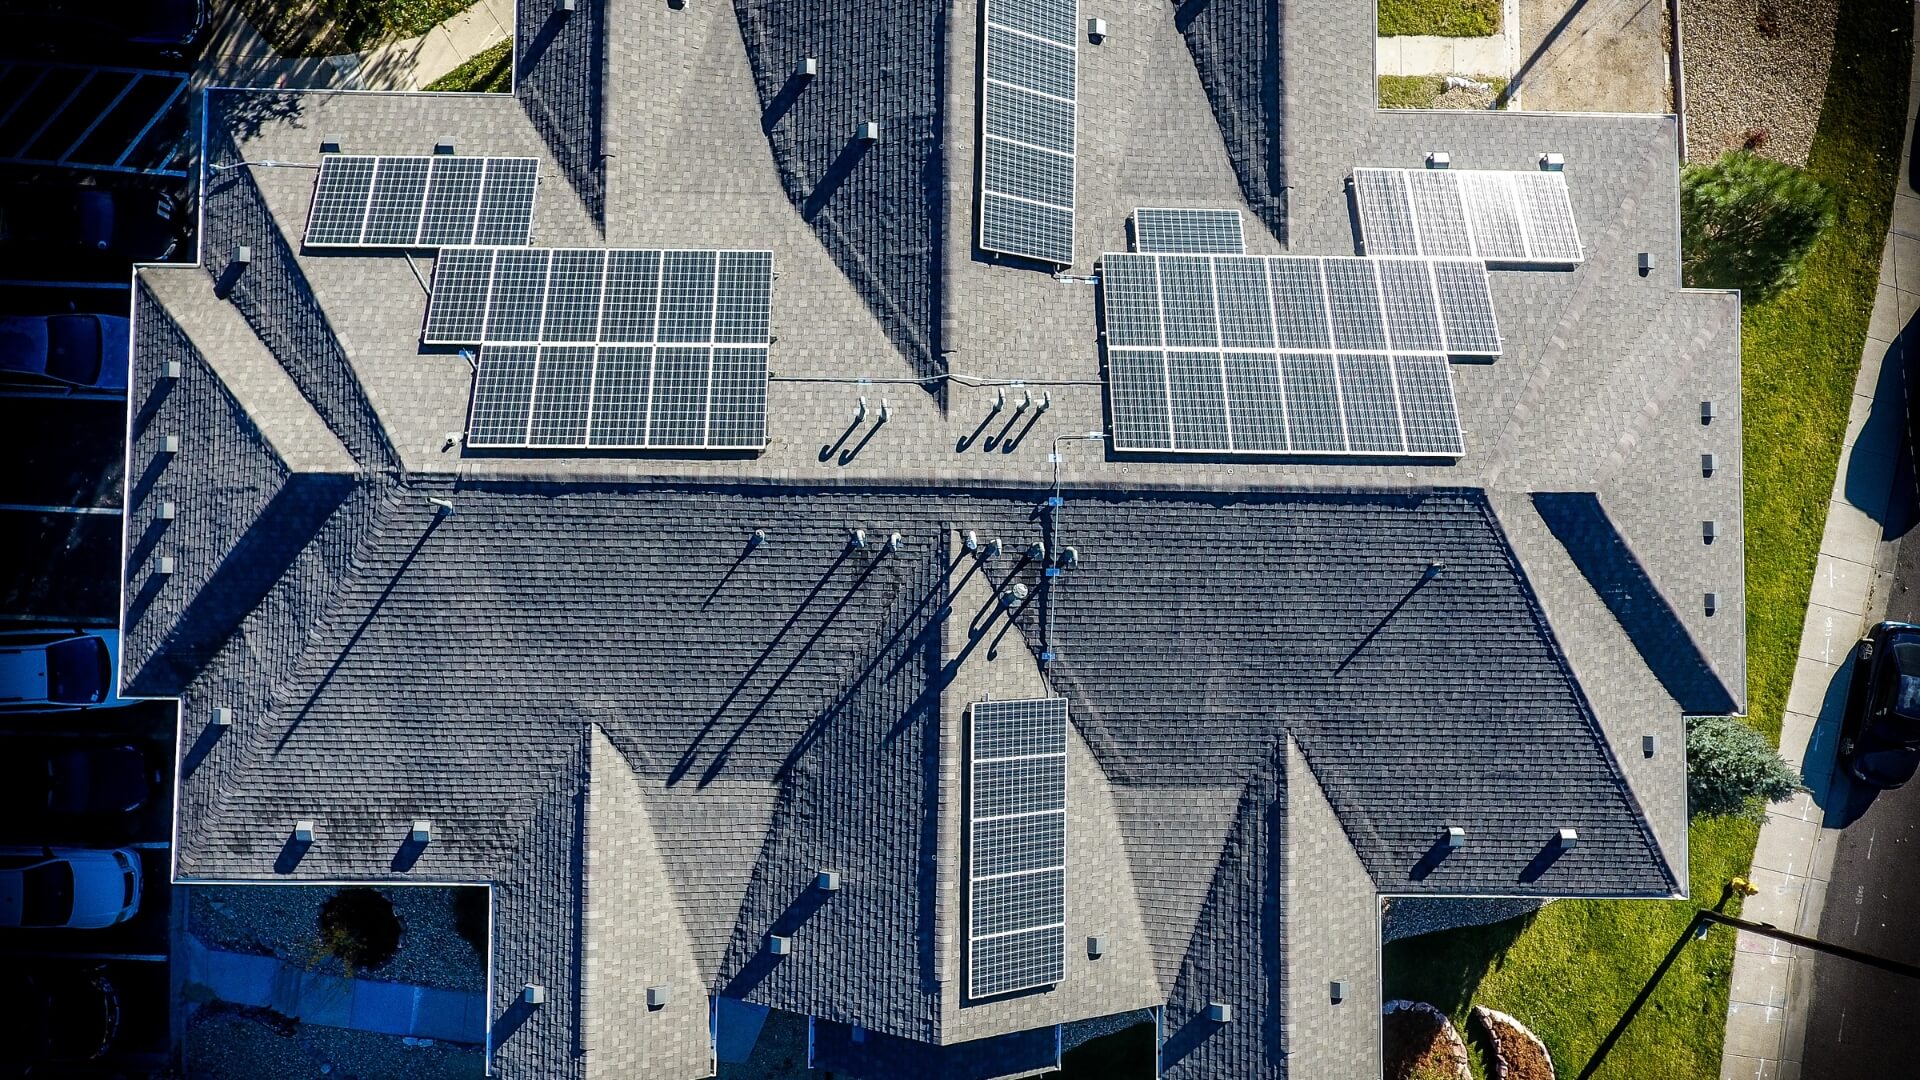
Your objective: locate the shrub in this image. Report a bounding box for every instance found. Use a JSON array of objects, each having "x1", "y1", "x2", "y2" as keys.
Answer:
[
  {"x1": 318, "y1": 887, "x2": 402, "y2": 971},
  {"x1": 453, "y1": 886, "x2": 489, "y2": 956},
  {"x1": 1681, "y1": 151, "x2": 1836, "y2": 299},
  {"x1": 1686, "y1": 715, "x2": 1802, "y2": 819}
]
